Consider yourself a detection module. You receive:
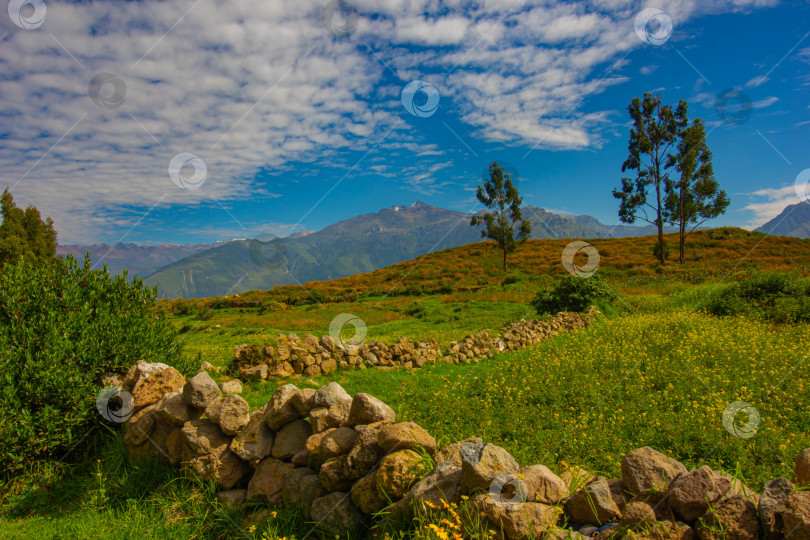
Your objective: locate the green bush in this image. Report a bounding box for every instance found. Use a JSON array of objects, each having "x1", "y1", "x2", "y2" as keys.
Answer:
[
  {"x1": 0, "y1": 255, "x2": 188, "y2": 477},
  {"x1": 703, "y1": 271, "x2": 810, "y2": 324},
  {"x1": 532, "y1": 274, "x2": 617, "y2": 314}
]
